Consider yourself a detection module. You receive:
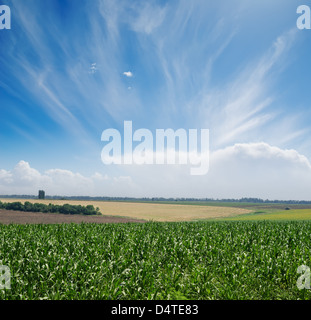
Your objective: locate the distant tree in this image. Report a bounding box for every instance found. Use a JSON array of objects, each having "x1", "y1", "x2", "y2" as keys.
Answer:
[
  {"x1": 38, "y1": 190, "x2": 45, "y2": 200},
  {"x1": 84, "y1": 205, "x2": 96, "y2": 215},
  {"x1": 24, "y1": 201, "x2": 34, "y2": 212},
  {"x1": 59, "y1": 204, "x2": 71, "y2": 215},
  {"x1": 7, "y1": 202, "x2": 23, "y2": 211},
  {"x1": 0, "y1": 200, "x2": 99, "y2": 215}
]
